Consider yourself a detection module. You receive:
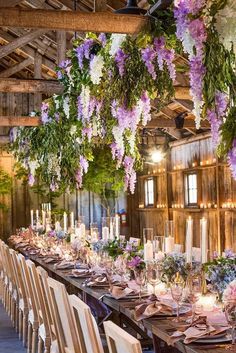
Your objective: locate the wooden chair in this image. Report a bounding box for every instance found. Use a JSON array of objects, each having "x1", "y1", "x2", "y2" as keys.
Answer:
[
  {"x1": 27, "y1": 260, "x2": 53, "y2": 353},
  {"x1": 37, "y1": 266, "x2": 59, "y2": 353},
  {"x1": 0, "y1": 240, "x2": 4, "y2": 300},
  {"x1": 18, "y1": 253, "x2": 39, "y2": 352},
  {"x1": 10, "y1": 249, "x2": 29, "y2": 343},
  {"x1": 47, "y1": 277, "x2": 81, "y2": 353},
  {"x1": 103, "y1": 321, "x2": 142, "y2": 353},
  {"x1": 0, "y1": 240, "x2": 8, "y2": 311},
  {"x1": 69, "y1": 294, "x2": 104, "y2": 353}
]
